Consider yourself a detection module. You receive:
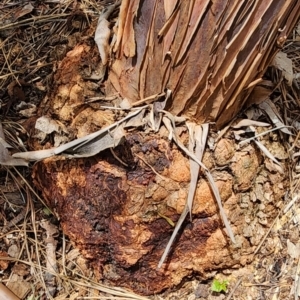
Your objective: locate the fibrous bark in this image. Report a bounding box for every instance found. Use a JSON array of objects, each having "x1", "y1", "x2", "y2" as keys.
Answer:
[
  {"x1": 27, "y1": 0, "x2": 298, "y2": 295},
  {"x1": 108, "y1": 0, "x2": 300, "y2": 127}
]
